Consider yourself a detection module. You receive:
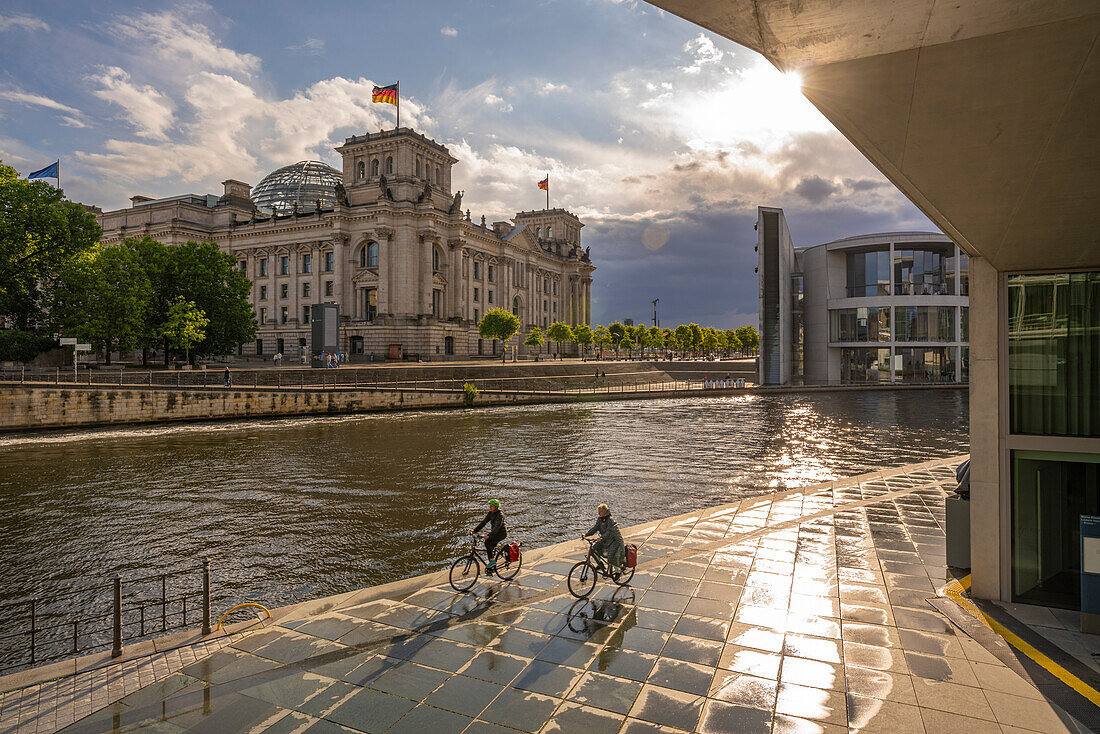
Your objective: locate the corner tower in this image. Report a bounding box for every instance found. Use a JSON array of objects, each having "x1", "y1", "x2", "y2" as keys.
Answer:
[
  {"x1": 513, "y1": 208, "x2": 583, "y2": 252},
  {"x1": 335, "y1": 128, "x2": 458, "y2": 205}
]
